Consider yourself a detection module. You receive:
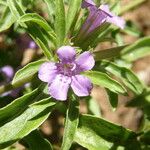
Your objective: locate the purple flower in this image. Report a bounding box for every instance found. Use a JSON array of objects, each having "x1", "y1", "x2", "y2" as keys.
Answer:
[
  {"x1": 29, "y1": 41, "x2": 38, "y2": 49},
  {"x1": 77, "y1": 0, "x2": 125, "y2": 40},
  {"x1": 0, "y1": 66, "x2": 14, "y2": 82},
  {"x1": 38, "y1": 46, "x2": 95, "y2": 101},
  {"x1": 16, "y1": 34, "x2": 38, "y2": 50},
  {"x1": 0, "y1": 66, "x2": 22, "y2": 98}
]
